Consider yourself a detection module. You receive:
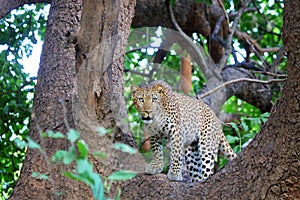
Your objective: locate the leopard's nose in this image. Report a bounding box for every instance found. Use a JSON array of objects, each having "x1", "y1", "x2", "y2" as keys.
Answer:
[{"x1": 145, "y1": 110, "x2": 152, "y2": 115}]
